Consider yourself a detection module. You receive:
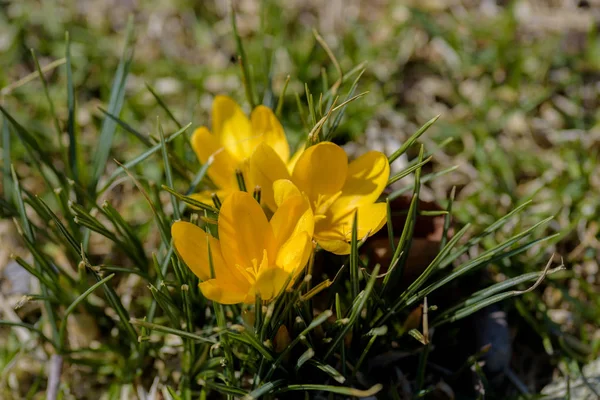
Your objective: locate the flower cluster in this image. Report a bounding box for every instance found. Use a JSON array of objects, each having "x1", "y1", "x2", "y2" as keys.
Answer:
[{"x1": 172, "y1": 96, "x2": 390, "y2": 304}]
